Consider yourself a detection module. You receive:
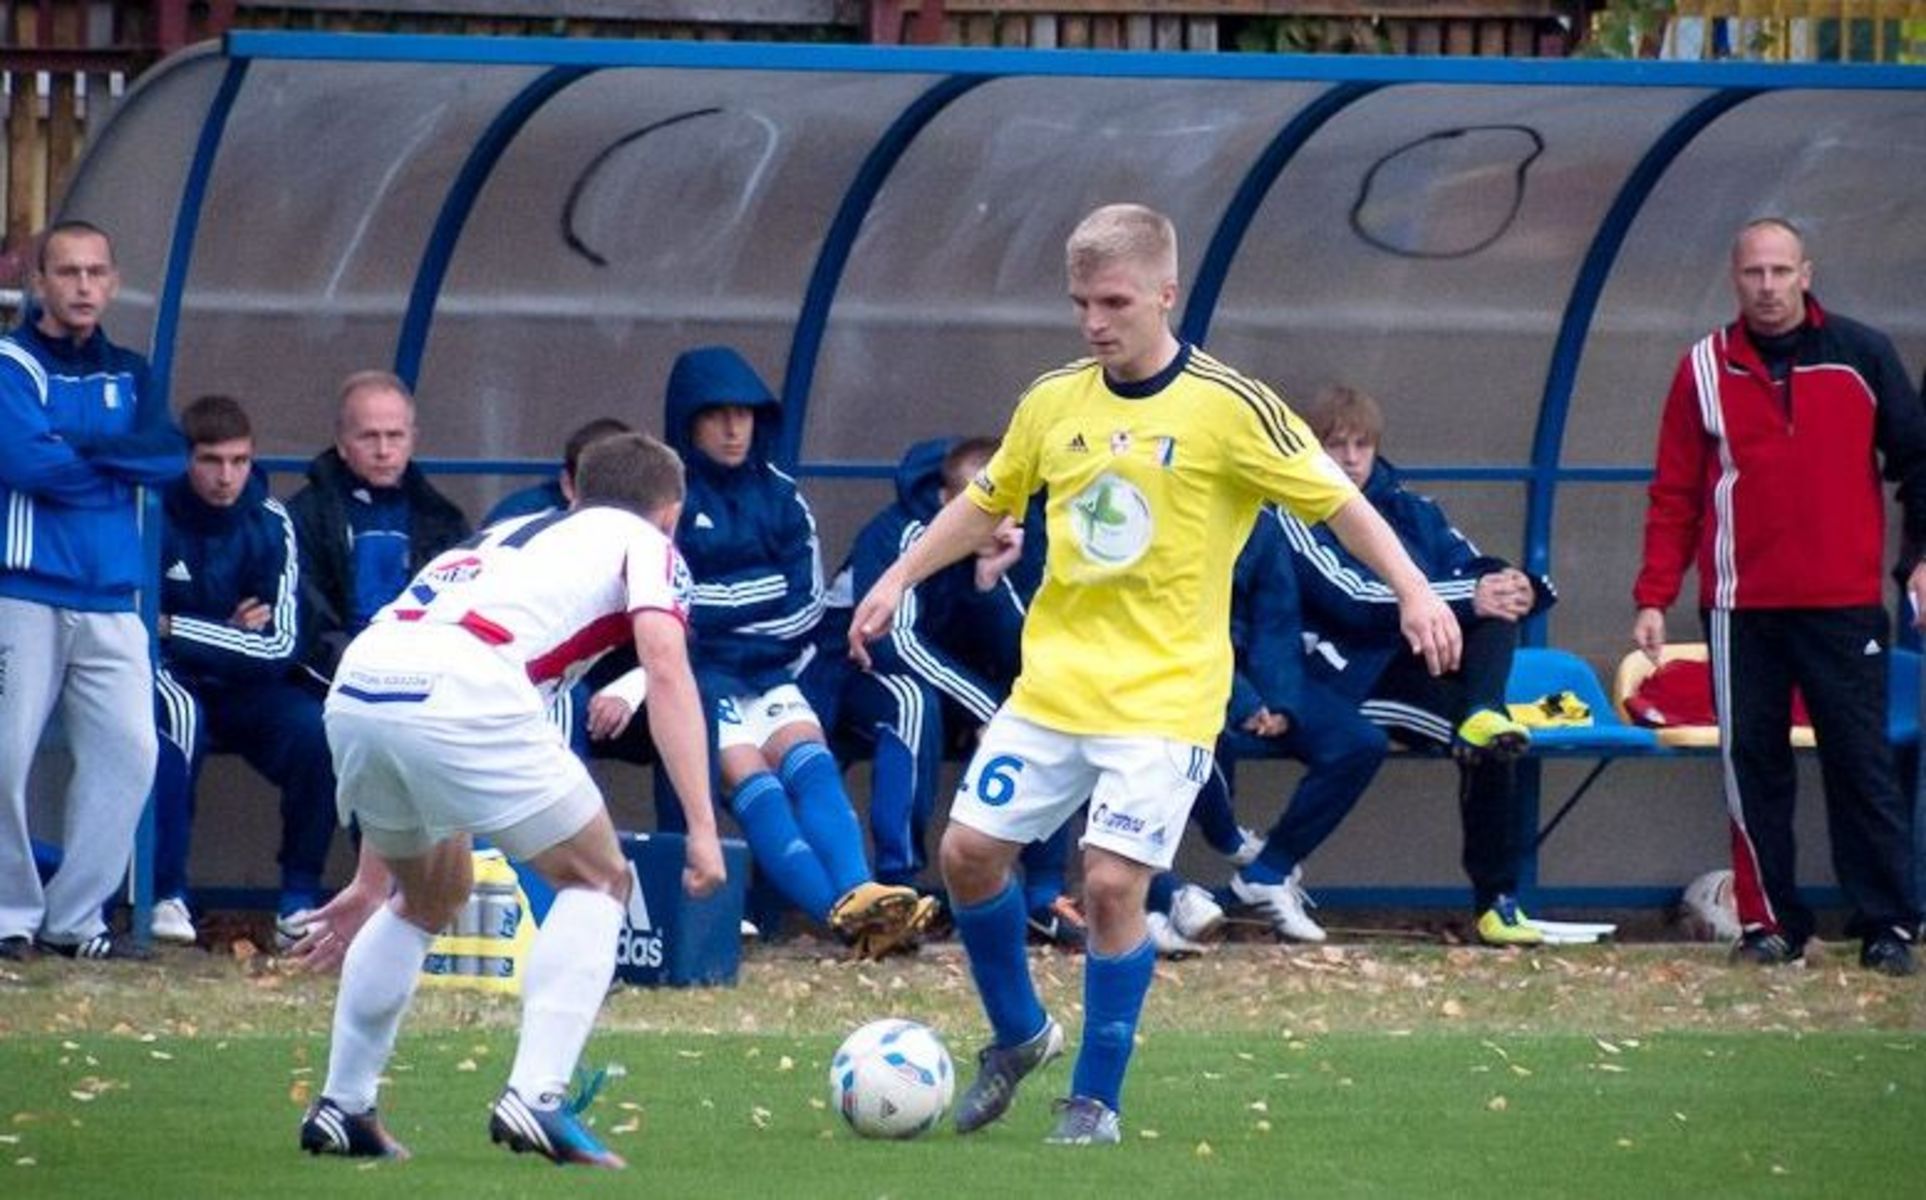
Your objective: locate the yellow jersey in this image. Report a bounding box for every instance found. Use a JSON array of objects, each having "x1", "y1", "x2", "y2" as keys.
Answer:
[{"x1": 967, "y1": 346, "x2": 1358, "y2": 747}]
